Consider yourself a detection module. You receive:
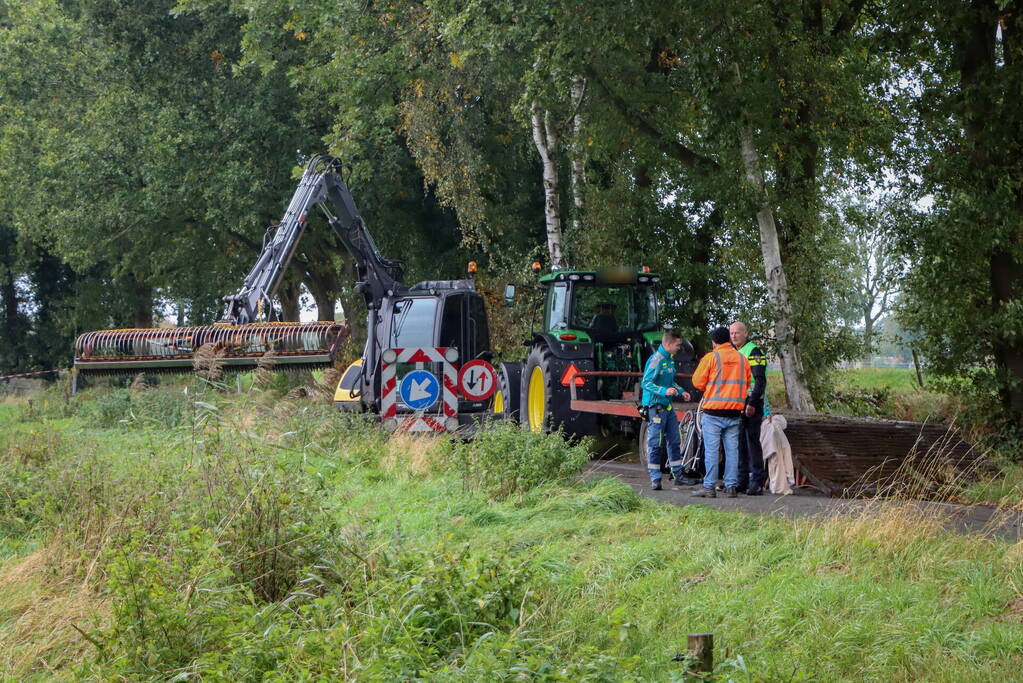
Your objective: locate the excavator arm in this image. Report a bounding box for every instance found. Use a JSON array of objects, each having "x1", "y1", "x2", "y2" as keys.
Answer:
[
  {"x1": 73, "y1": 155, "x2": 392, "y2": 378},
  {"x1": 222, "y1": 155, "x2": 403, "y2": 324}
]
